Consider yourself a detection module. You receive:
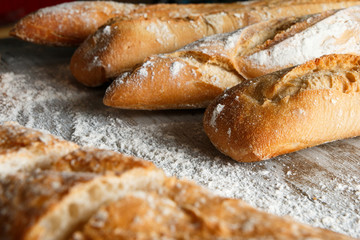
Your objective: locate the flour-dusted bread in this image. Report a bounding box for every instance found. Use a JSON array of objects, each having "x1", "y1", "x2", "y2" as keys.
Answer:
[
  {"x1": 0, "y1": 122, "x2": 79, "y2": 177},
  {"x1": 203, "y1": 54, "x2": 360, "y2": 162},
  {"x1": 0, "y1": 123, "x2": 166, "y2": 240},
  {"x1": 0, "y1": 170, "x2": 166, "y2": 240},
  {"x1": 9, "y1": 1, "x2": 144, "y2": 46},
  {"x1": 10, "y1": 1, "x2": 252, "y2": 47},
  {"x1": 70, "y1": 11, "x2": 246, "y2": 87},
  {"x1": 71, "y1": 0, "x2": 360, "y2": 87},
  {"x1": 0, "y1": 123, "x2": 355, "y2": 239},
  {"x1": 73, "y1": 178, "x2": 353, "y2": 240},
  {"x1": 103, "y1": 6, "x2": 360, "y2": 110}
]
